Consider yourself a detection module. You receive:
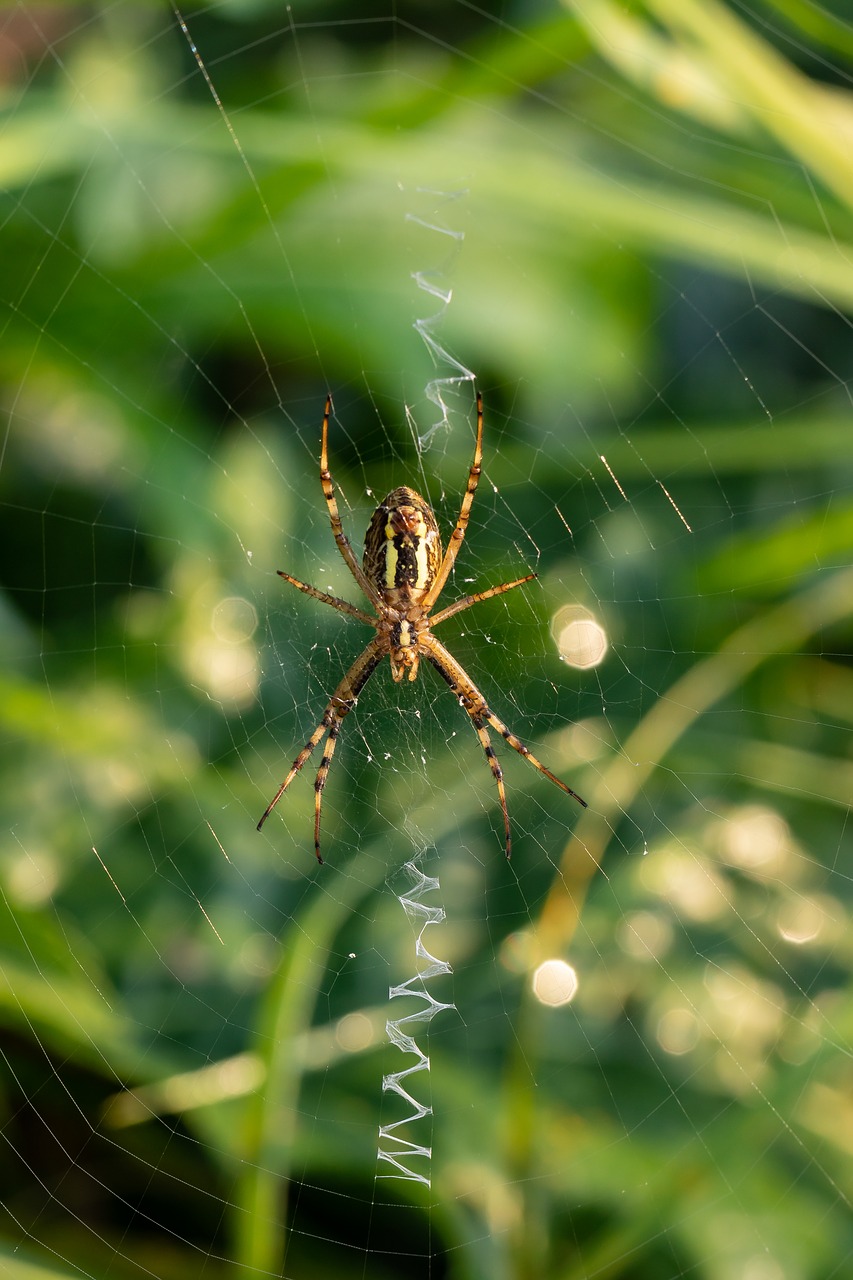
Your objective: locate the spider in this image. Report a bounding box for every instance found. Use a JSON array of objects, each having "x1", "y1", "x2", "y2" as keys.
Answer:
[{"x1": 257, "y1": 392, "x2": 586, "y2": 862}]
